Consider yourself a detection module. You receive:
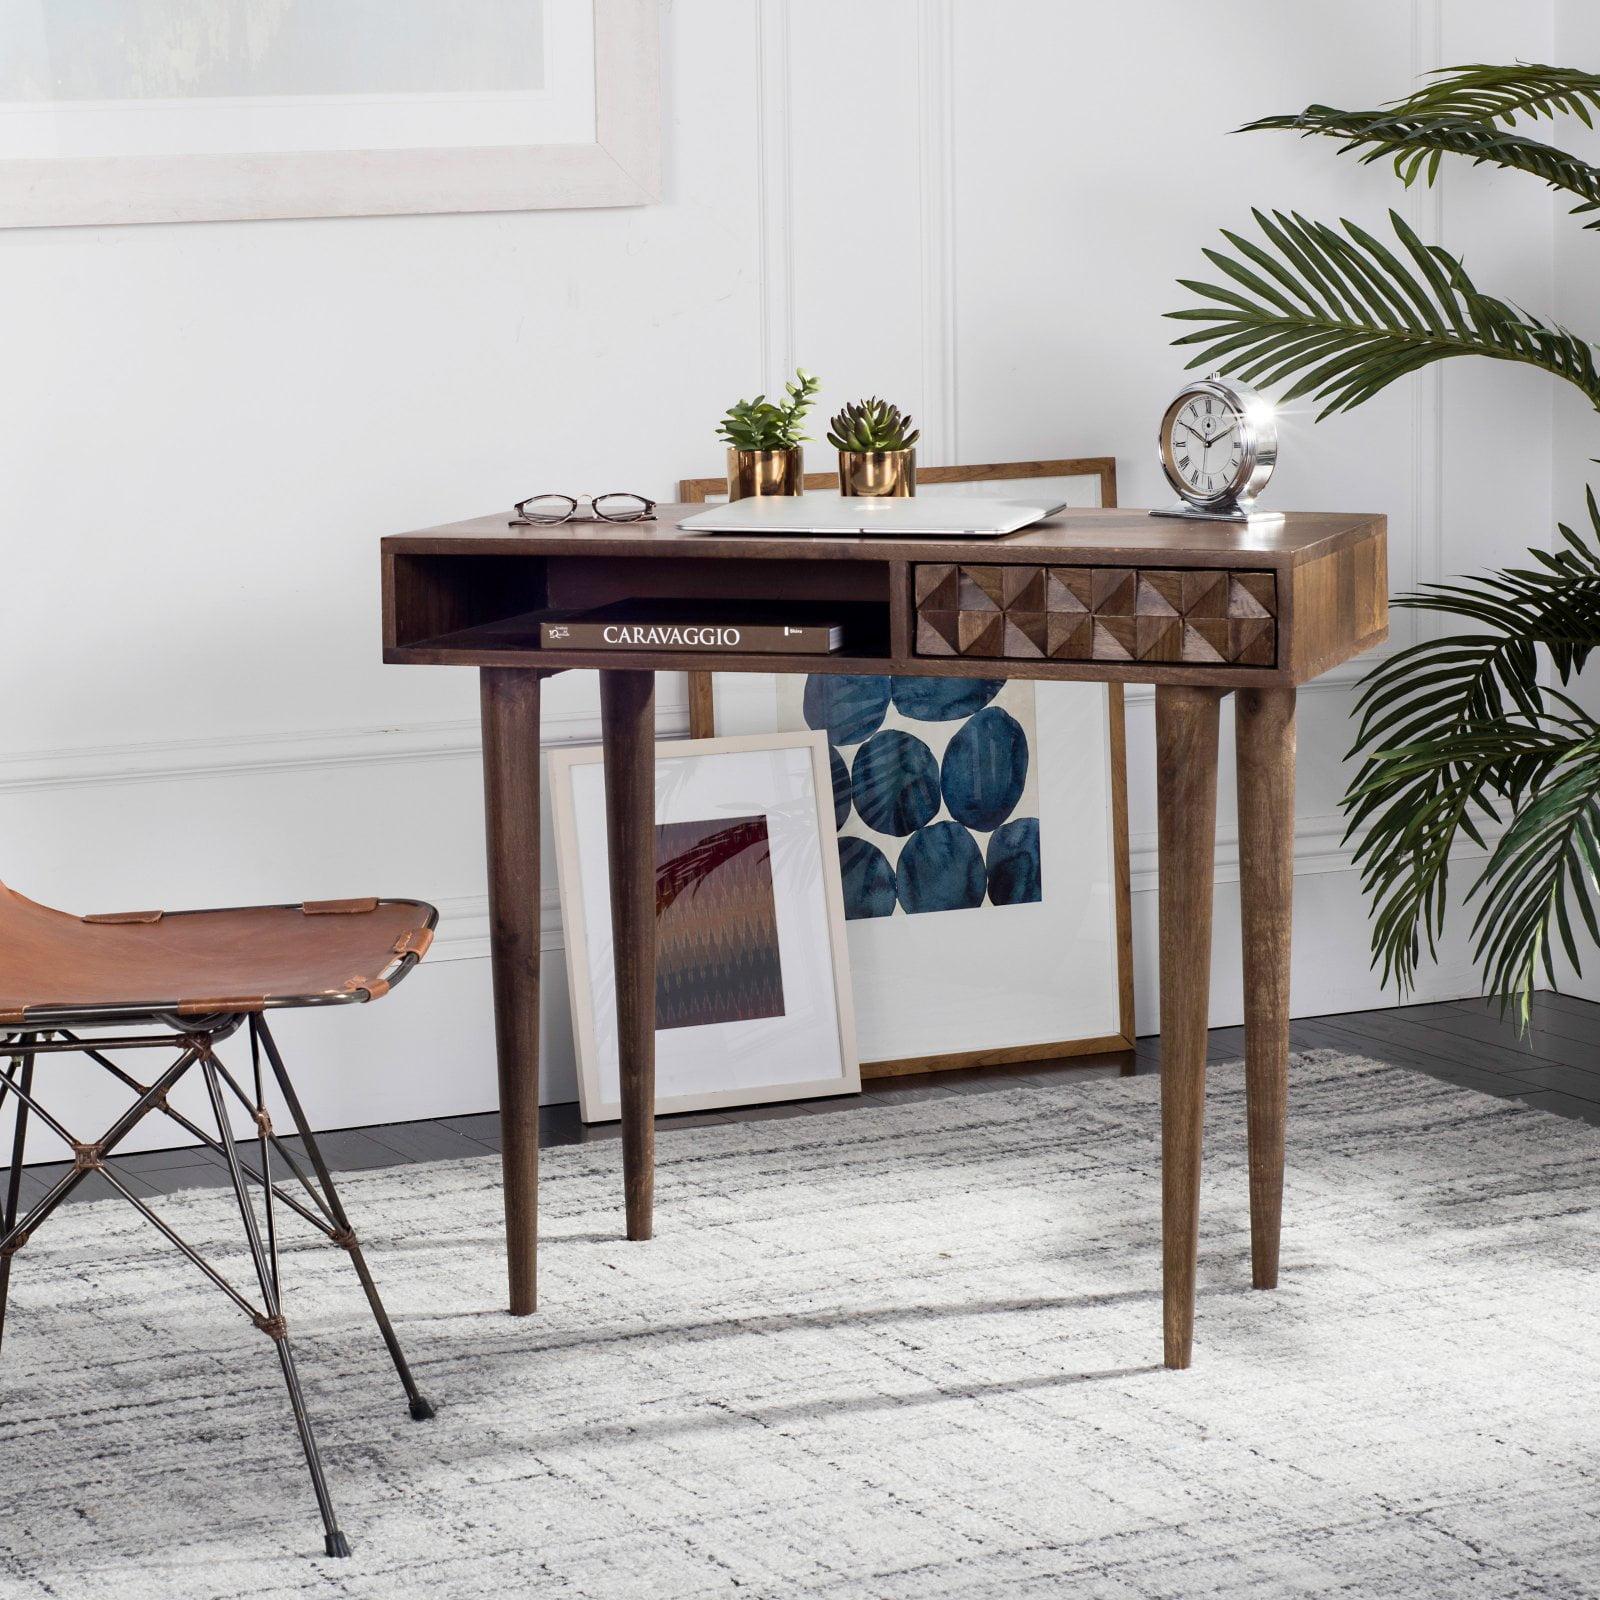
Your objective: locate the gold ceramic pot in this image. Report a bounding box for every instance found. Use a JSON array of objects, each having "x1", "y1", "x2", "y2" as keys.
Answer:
[
  {"x1": 837, "y1": 448, "x2": 916, "y2": 497},
  {"x1": 726, "y1": 446, "x2": 804, "y2": 500}
]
